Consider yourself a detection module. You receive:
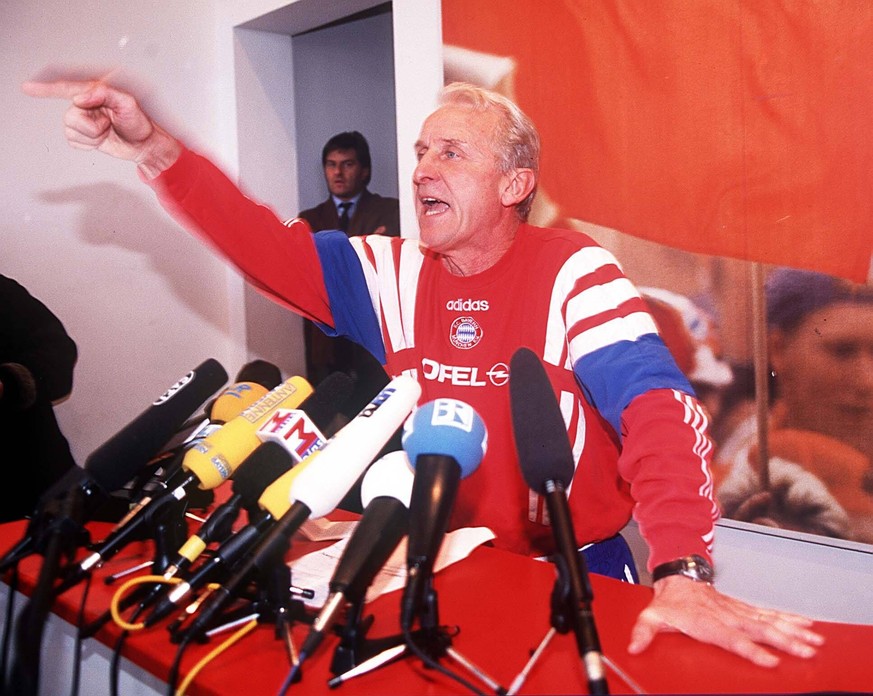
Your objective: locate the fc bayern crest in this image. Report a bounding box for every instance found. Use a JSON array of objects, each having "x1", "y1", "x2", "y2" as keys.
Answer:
[{"x1": 449, "y1": 316, "x2": 483, "y2": 349}]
